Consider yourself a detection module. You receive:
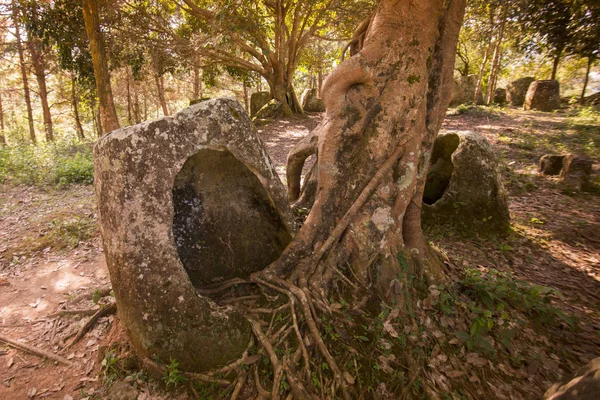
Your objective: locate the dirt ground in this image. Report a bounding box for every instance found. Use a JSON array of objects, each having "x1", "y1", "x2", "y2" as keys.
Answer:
[{"x1": 0, "y1": 107, "x2": 599, "y2": 399}]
